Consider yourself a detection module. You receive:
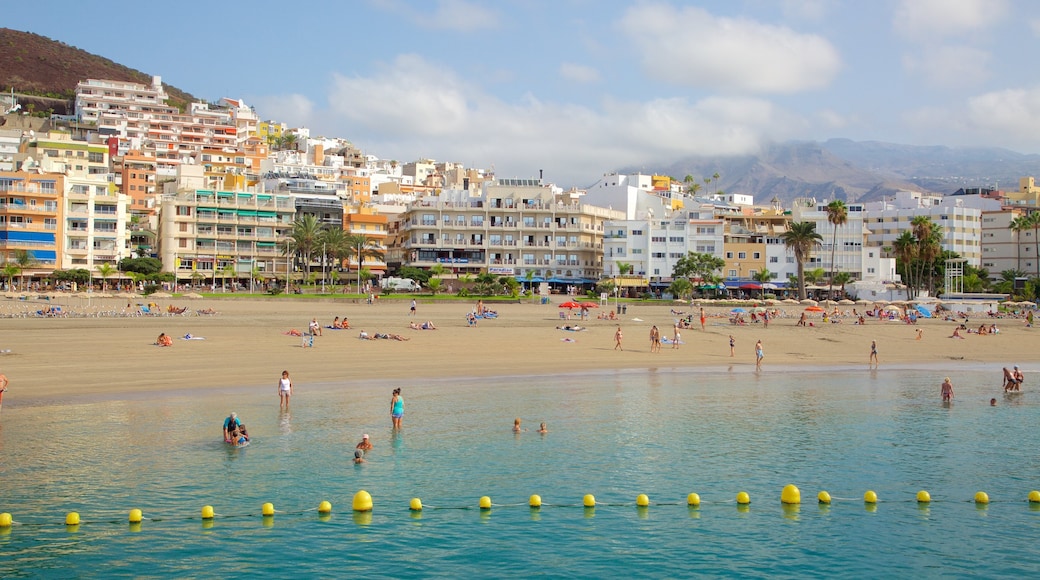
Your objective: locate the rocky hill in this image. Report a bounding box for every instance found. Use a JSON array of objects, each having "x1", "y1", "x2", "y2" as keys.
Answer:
[{"x1": 0, "y1": 28, "x2": 197, "y2": 114}]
